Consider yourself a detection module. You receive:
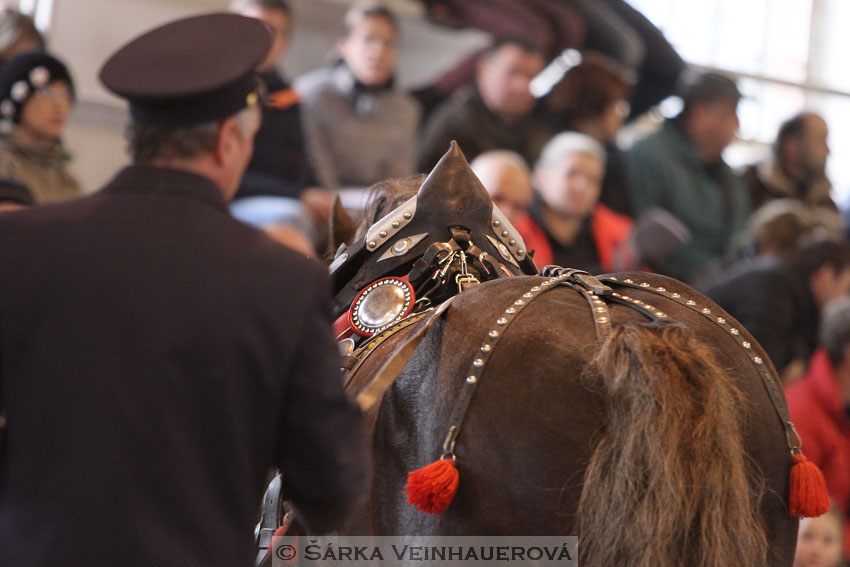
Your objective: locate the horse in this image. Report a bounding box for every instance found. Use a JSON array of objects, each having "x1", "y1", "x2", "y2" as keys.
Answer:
[{"x1": 270, "y1": 143, "x2": 819, "y2": 567}]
